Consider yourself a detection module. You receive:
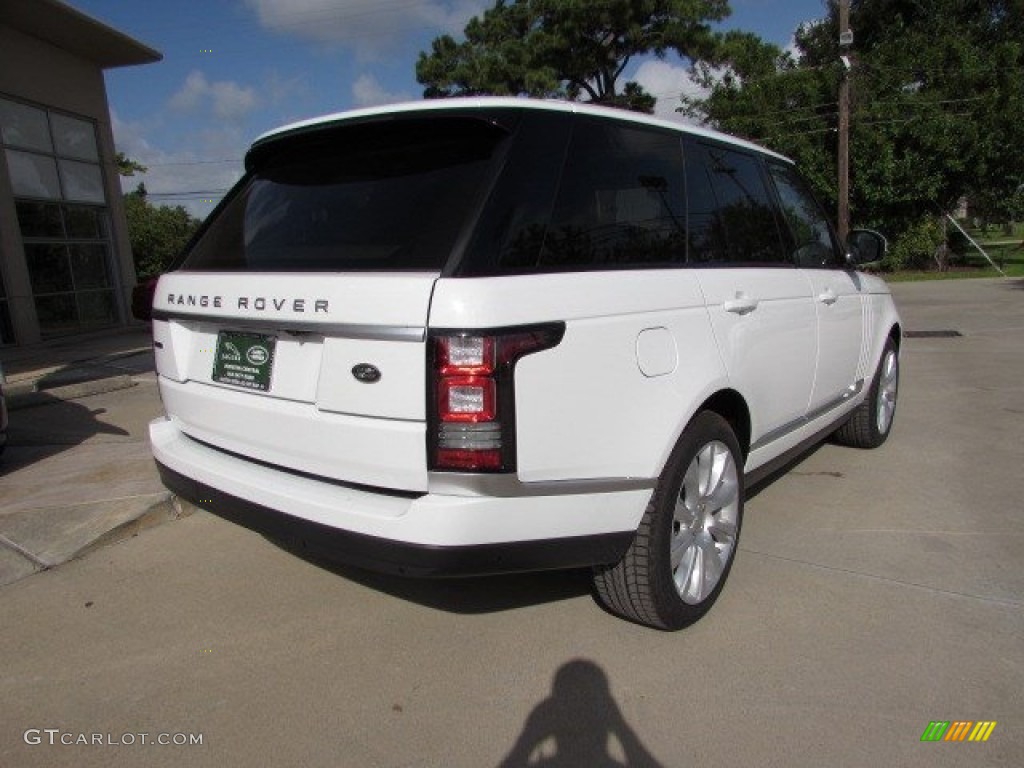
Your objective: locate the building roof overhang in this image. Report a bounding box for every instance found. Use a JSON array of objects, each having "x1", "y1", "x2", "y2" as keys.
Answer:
[{"x1": 0, "y1": 0, "x2": 161, "y2": 69}]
